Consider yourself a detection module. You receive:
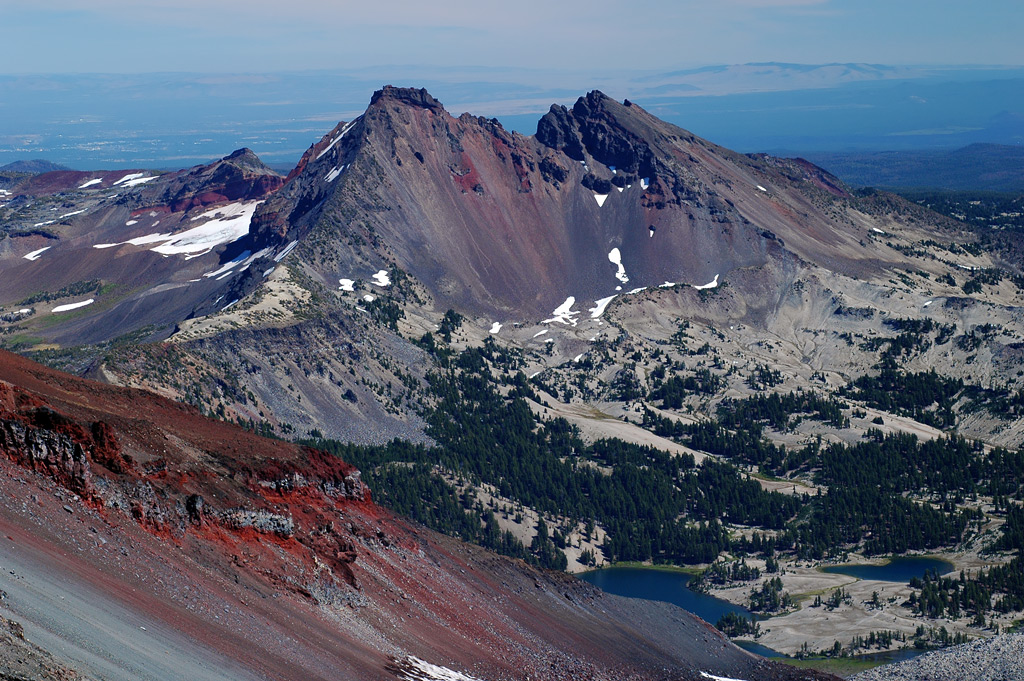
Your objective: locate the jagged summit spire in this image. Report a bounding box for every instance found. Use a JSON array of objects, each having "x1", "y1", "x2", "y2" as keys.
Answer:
[{"x1": 369, "y1": 85, "x2": 444, "y2": 111}]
